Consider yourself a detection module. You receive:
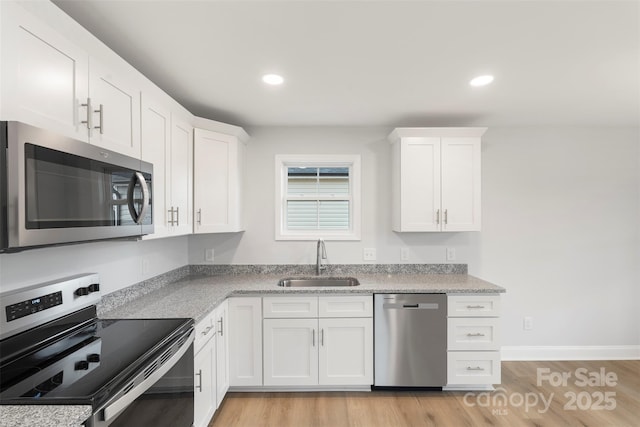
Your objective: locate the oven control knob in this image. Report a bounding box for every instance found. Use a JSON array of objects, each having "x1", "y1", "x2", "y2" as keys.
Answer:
[
  {"x1": 75, "y1": 287, "x2": 89, "y2": 296},
  {"x1": 75, "y1": 360, "x2": 90, "y2": 370},
  {"x1": 88, "y1": 283, "x2": 100, "y2": 293},
  {"x1": 87, "y1": 353, "x2": 101, "y2": 363}
]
